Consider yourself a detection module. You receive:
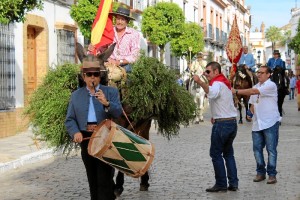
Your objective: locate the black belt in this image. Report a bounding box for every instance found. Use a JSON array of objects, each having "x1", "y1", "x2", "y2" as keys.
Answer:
[{"x1": 214, "y1": 117, "x2": 236, "y2": 122}]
